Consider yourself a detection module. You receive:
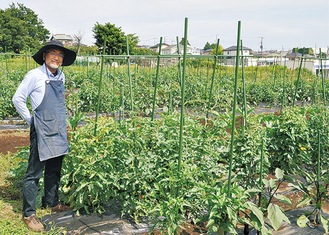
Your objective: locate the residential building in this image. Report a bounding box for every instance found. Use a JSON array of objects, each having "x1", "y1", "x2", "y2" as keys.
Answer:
[
  {"x1": 223, "y1": 46, "x2": 252, "y2": 57},
  {"x1": 50, "y1": 34, "x2": 74, "y2": 46}
]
